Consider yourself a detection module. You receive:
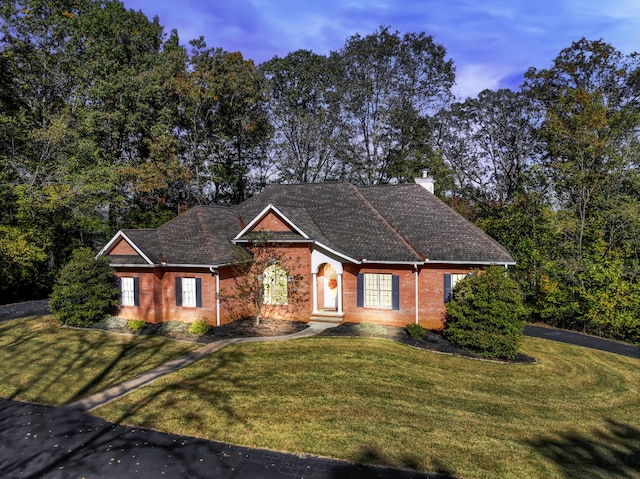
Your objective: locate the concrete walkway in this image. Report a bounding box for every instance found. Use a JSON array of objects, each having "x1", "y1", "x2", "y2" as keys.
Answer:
[{"x1": 67, "y1": 321, "x2": 338, "y2": 412}]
